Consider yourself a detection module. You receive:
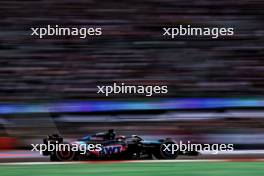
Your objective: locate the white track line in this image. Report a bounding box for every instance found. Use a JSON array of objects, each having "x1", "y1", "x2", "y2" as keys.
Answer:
[{"x1": 0, "y1": 162, "x2": 82, "y2": 165}]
